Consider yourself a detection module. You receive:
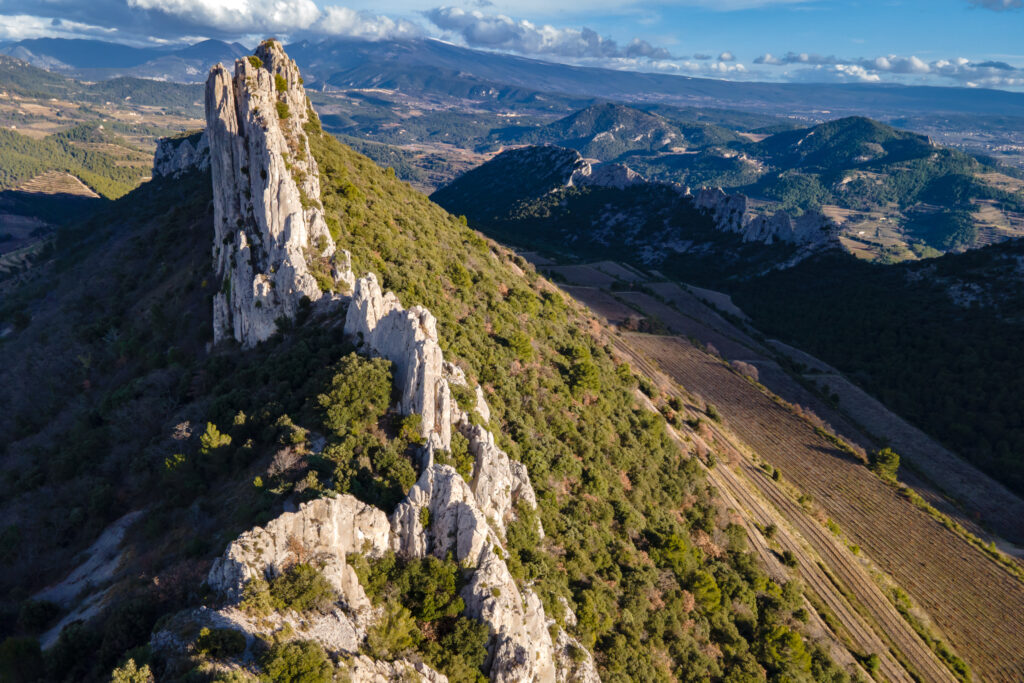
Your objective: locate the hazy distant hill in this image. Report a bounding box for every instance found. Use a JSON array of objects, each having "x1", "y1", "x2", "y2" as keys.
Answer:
[{"x1": 0, "y1": 38, "x2": 248, "y2": 83}]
